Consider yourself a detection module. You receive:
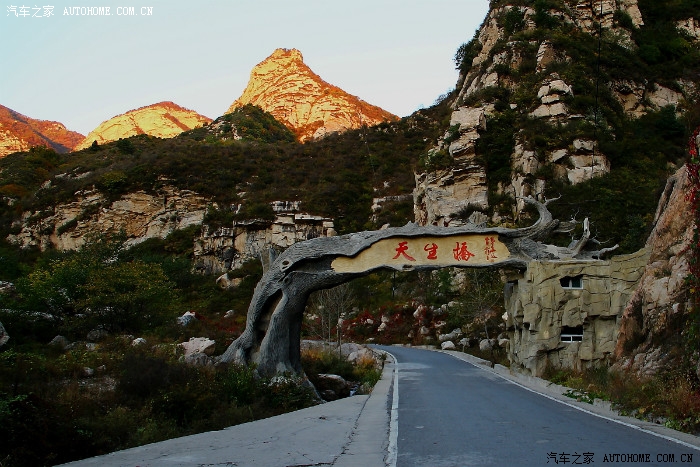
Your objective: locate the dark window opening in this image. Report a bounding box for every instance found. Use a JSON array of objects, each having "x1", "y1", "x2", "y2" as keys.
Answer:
[
  {"x1": 560, "y1": 275, "x2": 583, "y2": 289},
  {"x1": 561, "y1": 325, "x2": 583, "y2": 342}
]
